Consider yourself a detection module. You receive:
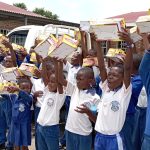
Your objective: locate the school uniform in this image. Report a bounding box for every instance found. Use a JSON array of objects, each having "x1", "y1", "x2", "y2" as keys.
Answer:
[
  {"x1": 0, "y1": 103, "x2": 7, "y2": 145},
  {"x1": 65, "y1": 82, "x2": 100, "y2": 150},
  {"x1": 31, "y1": 77, "x2": 45, "y2": 150},
  {"x1": 139, "y1": 50, "x2": 150, "y2": 150},
  {"x1": 121, "y1": 74, "x2": 143, "y2": 150},
  {"x1": 132, "y1": 87, "x2": 147, "y2": 150},
  {"x1": 37, "y1": 87, "x2": 65, "y2": 150},
  {"x1": 0, "y1": 94, "x2": 13, "y2": 148},
  {"x1": 60, "y1": 62, "x2": 81, "y2": 146},
  {"x1": 10, "y1": 91, "x2": 33, "y2": 146},
  {"x1": 95, "y1": 80, "x2": 132, "y2": 150}
]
